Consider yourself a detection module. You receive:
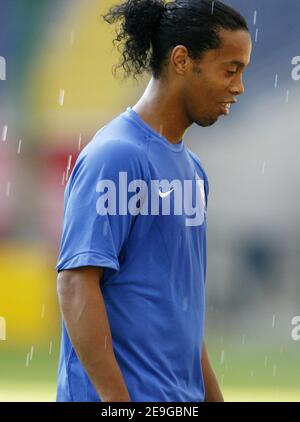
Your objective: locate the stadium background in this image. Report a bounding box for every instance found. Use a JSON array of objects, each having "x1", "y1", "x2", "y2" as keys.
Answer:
[{"x1": 0, "y1": 0, "x2": 300, "y2": 401}]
